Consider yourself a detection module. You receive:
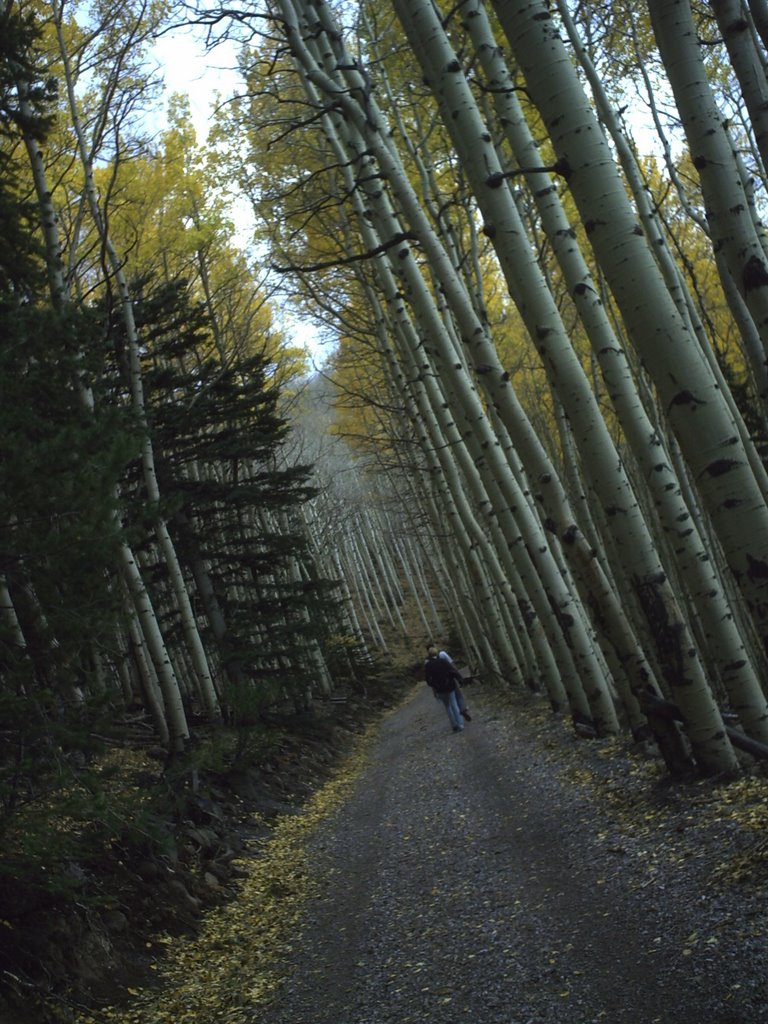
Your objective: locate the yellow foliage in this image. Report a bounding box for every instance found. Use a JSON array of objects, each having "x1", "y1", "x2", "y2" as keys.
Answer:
[{"x1": 70, "y1": 725, "x2": 380, "y2": 1023}]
